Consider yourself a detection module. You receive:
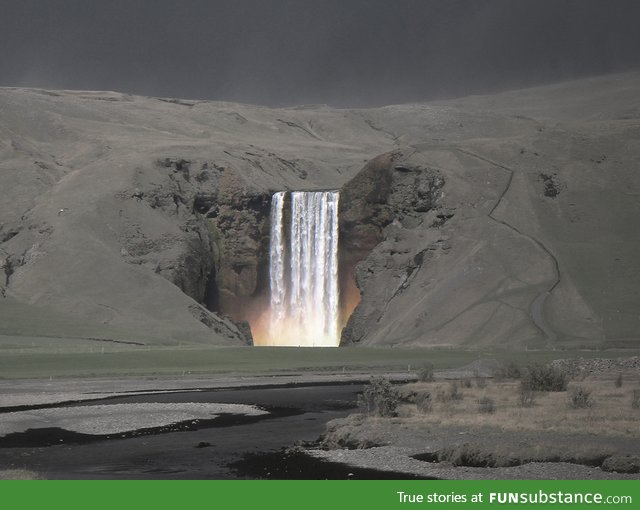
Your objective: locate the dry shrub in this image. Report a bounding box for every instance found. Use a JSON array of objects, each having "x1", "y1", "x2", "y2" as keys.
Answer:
[
  {"x1": 417, "y1": 363, "x2": 435, "y2": 382},
  {"x1": 358, "y1": 377, "x2": 400, "y2": 417},
  {"x1": 614, "y1": 373, "x2": 623, "y2": 388},
  {"x1": 477, "y1": 396, "x2": 496, "y2": 414},
  {"x1": 415, "y1": 392, "x2": 433, "y2": 413},
  {"x1": 498, "y1": 361, "x2": 522, "y2": 380},
  {"x1": 519, "y1": 383, "x2": 536, "y2": 407},
  {"x1": 522, "y1": 363, "x2": 568, "y2": 392},
  {"x1": 437, "y1": 381, "x2": 464, "y2": 403},
  {"x1": 569, "y1": 386, "x2": 594, "y2": 408}
]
